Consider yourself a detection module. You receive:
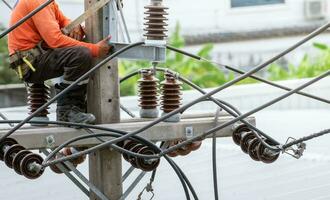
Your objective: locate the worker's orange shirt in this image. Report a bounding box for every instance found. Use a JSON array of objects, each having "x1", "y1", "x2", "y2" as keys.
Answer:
[{"x1": 8, "y1": 0, "x2": 99, "y2": 57}]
